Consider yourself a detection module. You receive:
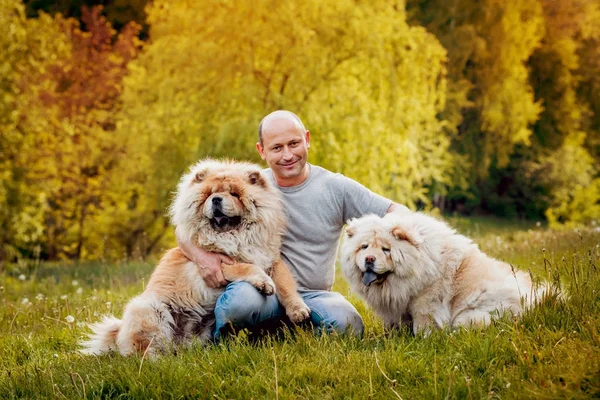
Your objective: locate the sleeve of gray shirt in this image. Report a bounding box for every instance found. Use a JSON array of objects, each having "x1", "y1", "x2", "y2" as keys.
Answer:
[{"x1": 339, "y1": 174, "x2": 392, "y2": 222}]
